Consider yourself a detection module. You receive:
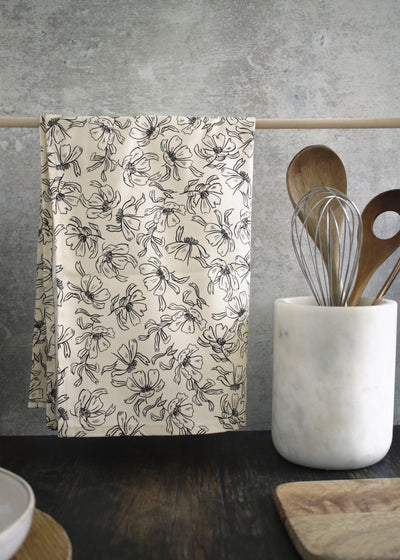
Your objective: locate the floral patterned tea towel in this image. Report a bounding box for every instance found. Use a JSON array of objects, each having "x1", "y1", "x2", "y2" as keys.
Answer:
[{"x1": 29, "y1": 115, "x2": 255, "y2": 437}]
